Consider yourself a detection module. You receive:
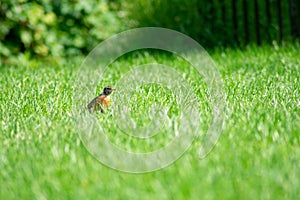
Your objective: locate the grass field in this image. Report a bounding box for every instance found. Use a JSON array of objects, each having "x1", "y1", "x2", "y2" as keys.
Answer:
[{"x1": 1, "y1": 44, "x2": 300, "y2": 199}]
